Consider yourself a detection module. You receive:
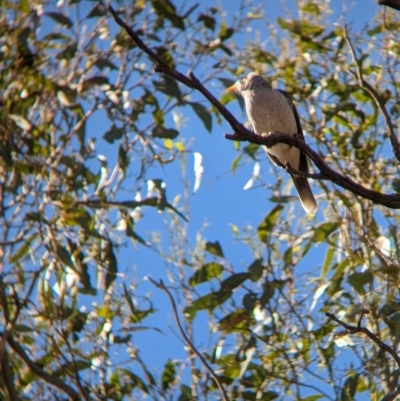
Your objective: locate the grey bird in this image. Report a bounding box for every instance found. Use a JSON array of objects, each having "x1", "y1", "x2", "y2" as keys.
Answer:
[{"x1": 226, "y1": 72, "x2": 317, "y2": 213}]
